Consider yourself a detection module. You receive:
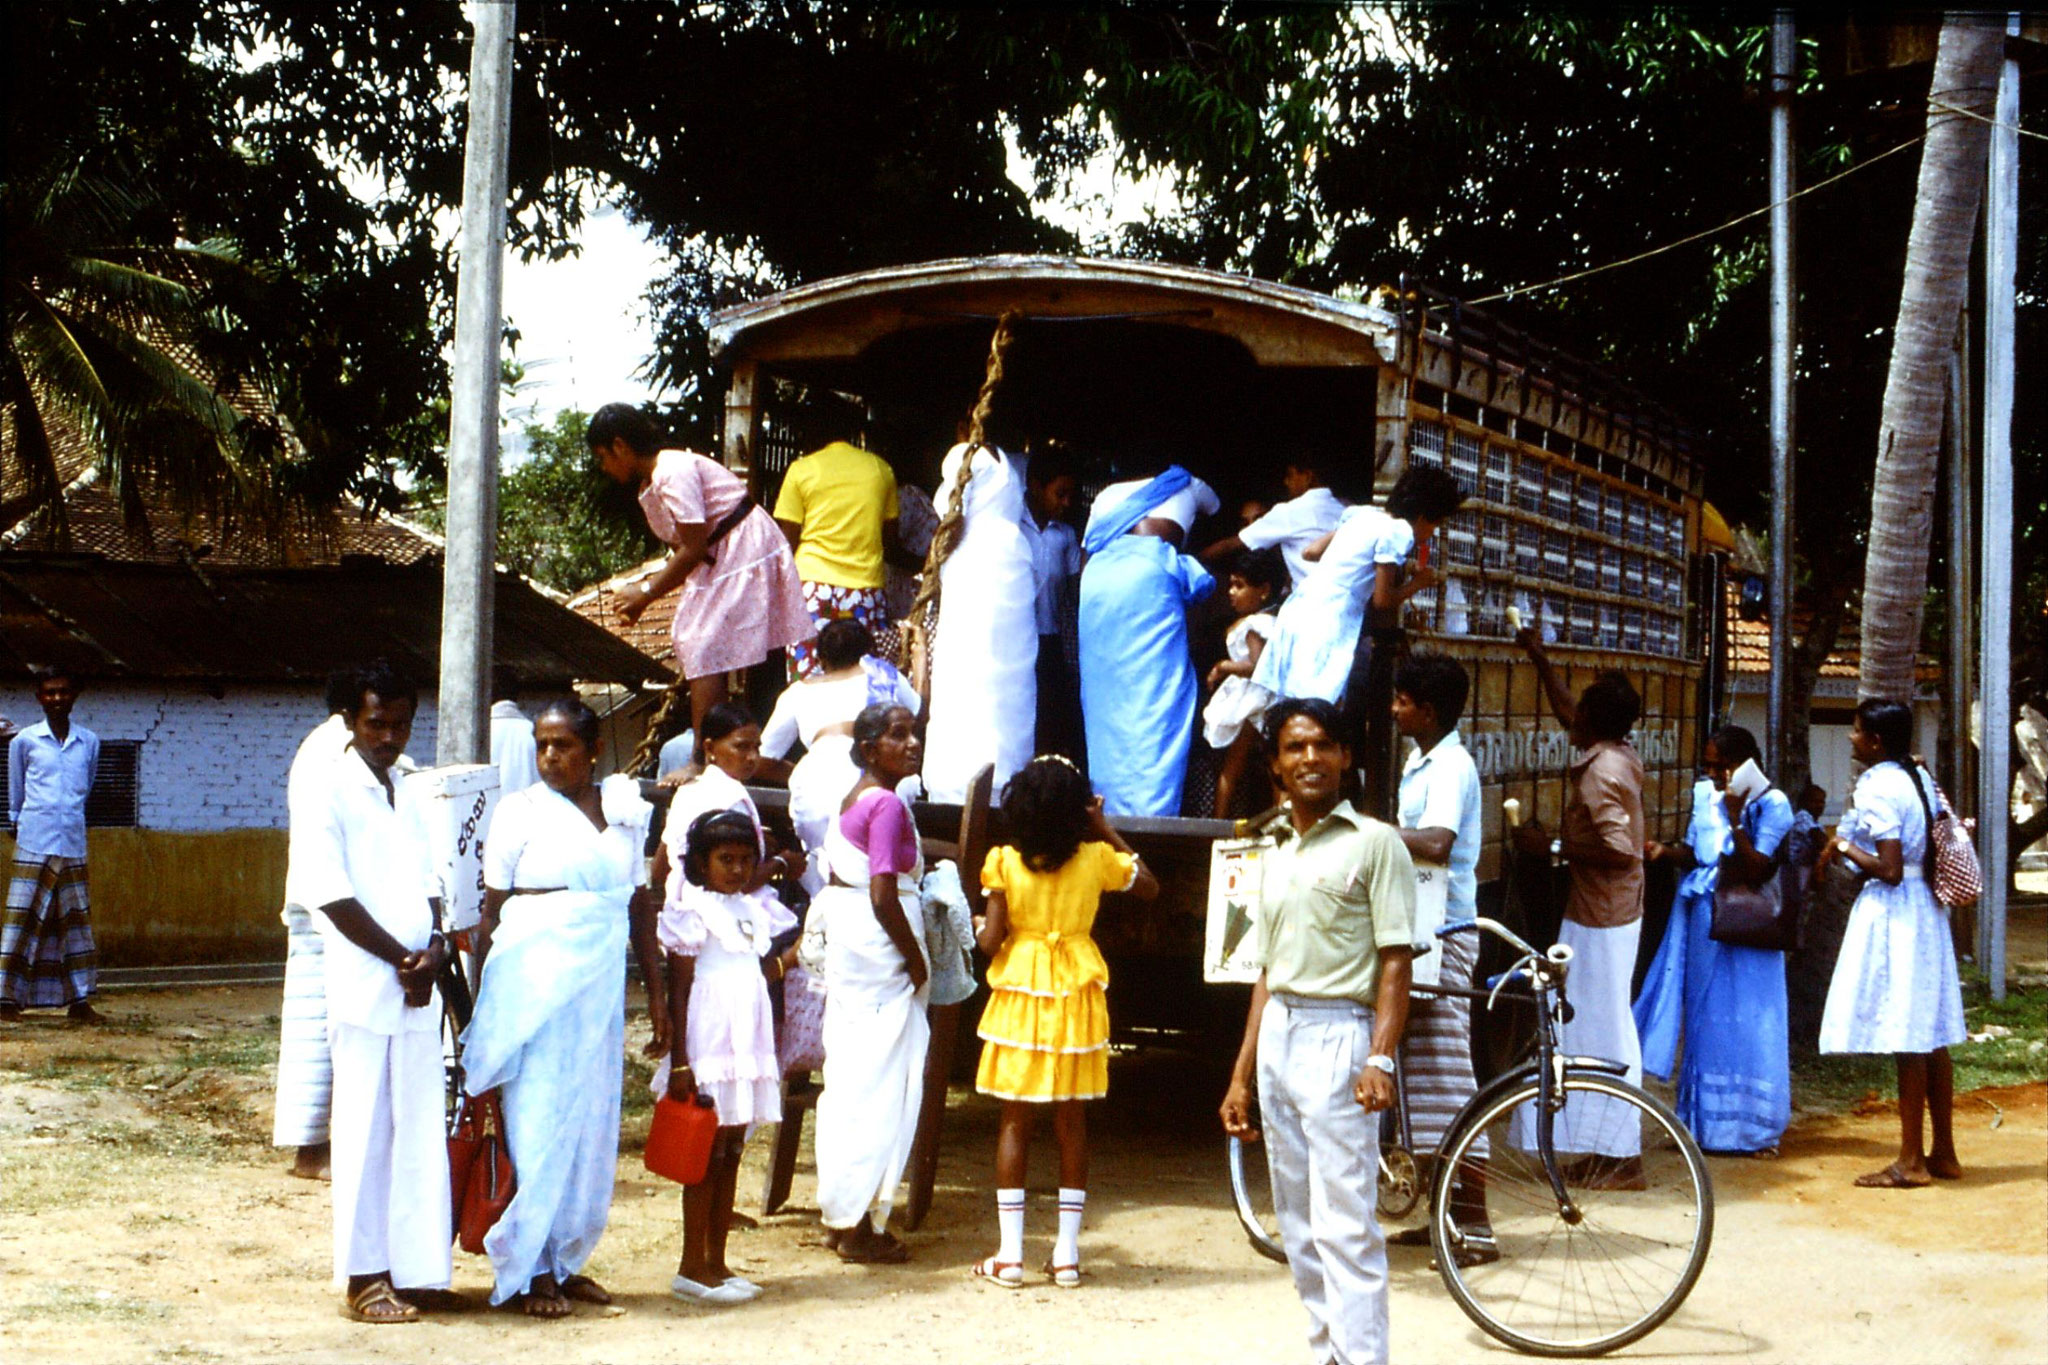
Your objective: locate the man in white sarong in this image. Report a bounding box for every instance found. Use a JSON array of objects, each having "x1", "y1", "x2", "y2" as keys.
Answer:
[
  {"x1": 297, "y1": 660, "x2": 452, "y2": 1323},
  {"x1": 489, "y1": 666, "x2": 539, "y2": 795},
  {"x1": 1510, "y1": 635, "x2": 1648, "y2": 1179},
  {"x1": 271, "y1": 670, "x2": 358, "y2": 1180}
]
